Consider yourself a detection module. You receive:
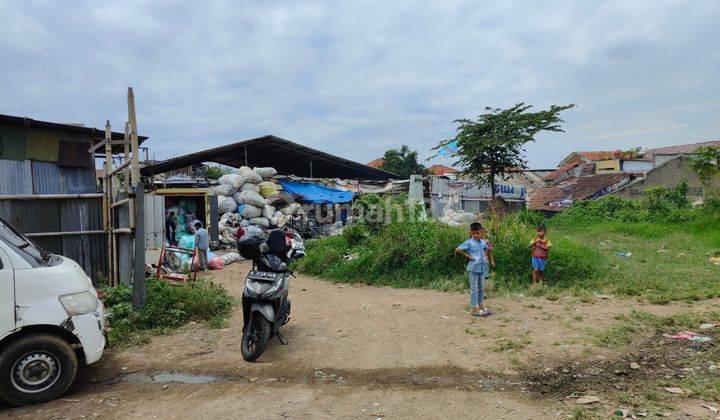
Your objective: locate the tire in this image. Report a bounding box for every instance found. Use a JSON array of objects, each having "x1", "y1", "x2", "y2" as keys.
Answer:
[
  {"x1": 241, "y1": 313, "x2": 271, "y2": 362},
  {"x1": 0, "y1": 334, "x2": 78, "y2": 406}
]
